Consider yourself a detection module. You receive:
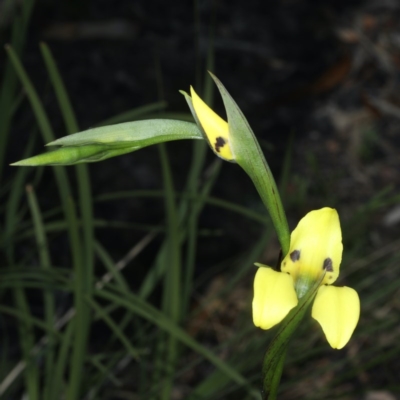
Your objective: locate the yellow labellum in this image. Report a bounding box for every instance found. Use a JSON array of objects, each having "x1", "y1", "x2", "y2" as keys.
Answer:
[
  {"x1": 312, "y1": 285, "x2": 360, "y2": 349},
  {"x1": 252, "y1": 266, "x2": 298, "y2": 330},
  {"x1": 190, "y1": 86, "x2": 234, "y2": 161}
]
